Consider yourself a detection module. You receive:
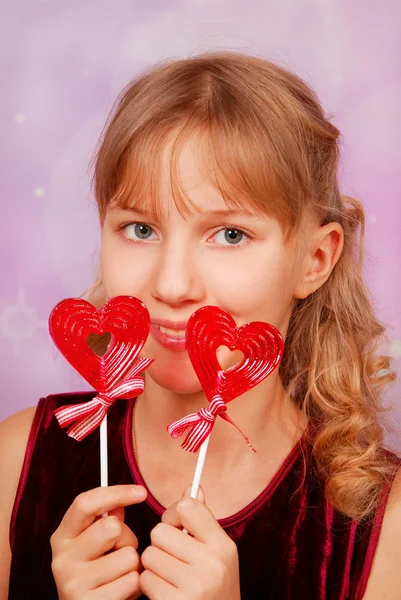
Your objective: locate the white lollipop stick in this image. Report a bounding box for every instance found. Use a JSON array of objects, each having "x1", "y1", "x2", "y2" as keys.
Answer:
[
  {"x1": 100, "y1": 414, "x2": 108, "y2": 517},
  {"x1": 182, "y1": 433, "x2": 211, "y2": 535},
  {"x1": 190, "y1": 434, "x2": 211, "y2": 499},
  {"x1": 183, "y1": 371, "x2": 224, "y2": 533}
]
